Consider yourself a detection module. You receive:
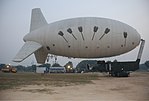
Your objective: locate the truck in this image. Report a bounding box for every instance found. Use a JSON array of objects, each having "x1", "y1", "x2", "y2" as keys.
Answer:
[
  {"x1": 1, "y1": 64, "x2": 17, "y2": 73},
  {"x1": 93, "y1": 39, "x2": 145, "y2": 77}
]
